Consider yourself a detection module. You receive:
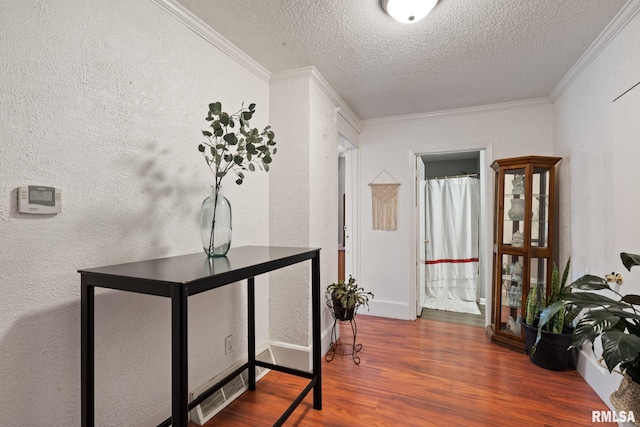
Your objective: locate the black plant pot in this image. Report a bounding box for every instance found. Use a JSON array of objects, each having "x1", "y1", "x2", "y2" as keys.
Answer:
[
  {"x1": 331, "y1": 295, "x2": 355, "y2": 321},
  {"x1": 523, "y1": 321, "x2": 578, "y2": 371}
]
